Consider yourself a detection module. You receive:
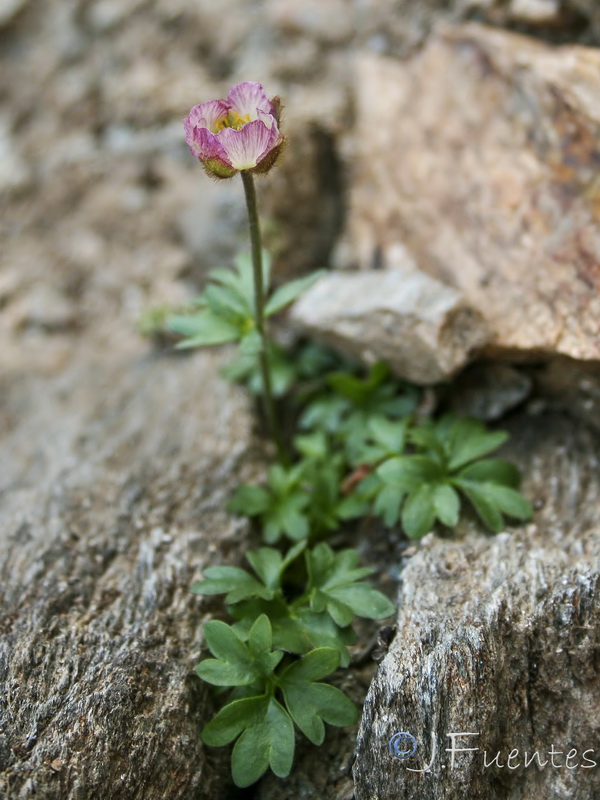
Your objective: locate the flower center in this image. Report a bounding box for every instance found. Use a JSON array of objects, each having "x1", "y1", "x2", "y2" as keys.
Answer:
[{"x1": 214, "y1": 111, "x2": 252, "y2": 132}]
